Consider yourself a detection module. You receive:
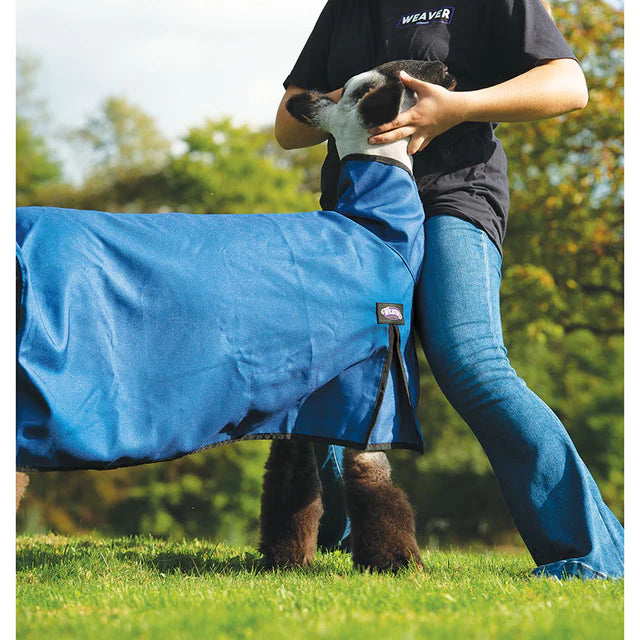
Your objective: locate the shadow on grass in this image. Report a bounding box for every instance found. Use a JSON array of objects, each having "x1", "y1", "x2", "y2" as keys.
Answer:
[
  {"x1": 16, "y1": 536, "x2": 355, "y2": 577},
  {"x1": 16, "y1": 536, "x2": 534, "y2": 580},
  {"x1": 123, "y1": 550, "x2": 266, "y2": 575}
]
